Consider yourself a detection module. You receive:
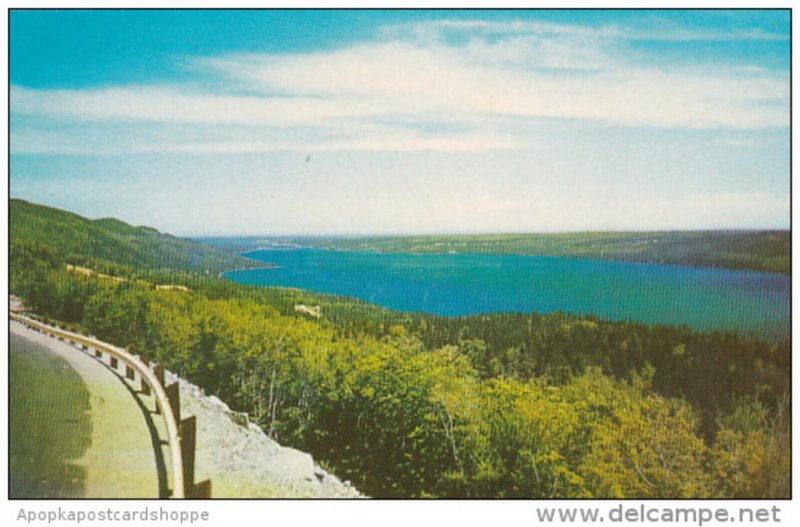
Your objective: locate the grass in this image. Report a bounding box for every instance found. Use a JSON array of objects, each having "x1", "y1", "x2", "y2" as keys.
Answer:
[{"x1": 10, "y1": 334, "x2": 92, "y2": 498}]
